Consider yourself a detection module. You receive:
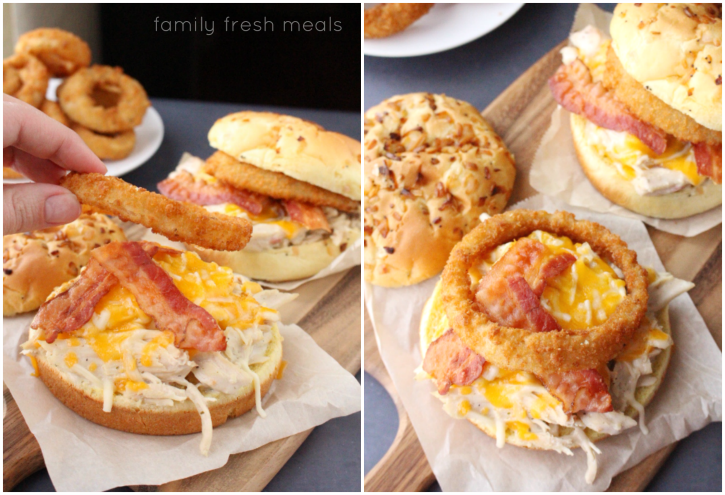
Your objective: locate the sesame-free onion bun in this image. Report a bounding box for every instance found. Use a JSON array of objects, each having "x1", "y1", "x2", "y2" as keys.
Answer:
[{"x1": 363, "y1": 93, "x2": 516, "y2": 287}]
